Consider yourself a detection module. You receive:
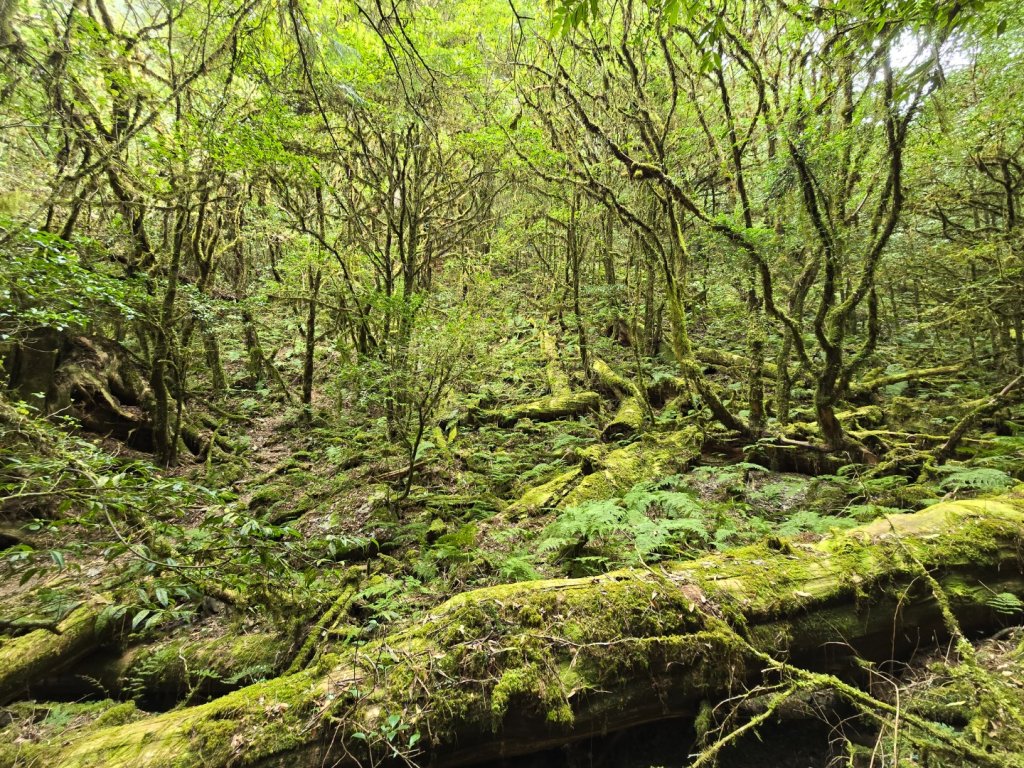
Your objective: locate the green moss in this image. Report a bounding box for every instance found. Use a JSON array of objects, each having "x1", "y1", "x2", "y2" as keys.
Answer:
[
  {"x1": 118, "y1": 630, "x2": 289, "y2": 704},
  {"x1": 491, "y1": 664, "x2": 543, "y2": 718},
  {"x1": 34, "y1": 494, "x2": 1024, "y2": 768},
  {"x1": 507, "y1": 468, "x2": 581, "y2": 517},
  {"x1": 560, "y1": 428, "x2": 701, "y2": 509},
  {"x1": 0, "y1": 595, "x2": 112, "y2": 705},
  {"x1": 248, "y1": 484, "x2": 287, "y2": 509},
  {"x1": 54, "y1": 667, "x2": 324, "y2": 768},
  {"x1": 487, "y1": 392, "x2": 602, "y2": 427},
  {"x1": 426, "y1": 517, "x2": 448, "y2": 542},
  {"x1": 516, "y1": 602, "x2": 544, "y2": 627},
  {"x1": 94, "y1": 701, "x2": 139, "y2": 728},
  {"x1": 602, "y1": 396, "x2": 645, "y2": 440}
]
